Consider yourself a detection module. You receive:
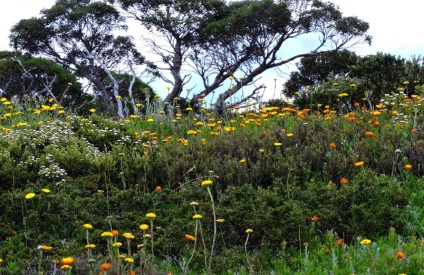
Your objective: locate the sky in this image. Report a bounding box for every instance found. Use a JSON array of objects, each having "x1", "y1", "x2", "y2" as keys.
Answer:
[{"x1": 1, "y1": 0, "x2": 424, "y2": 99}]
